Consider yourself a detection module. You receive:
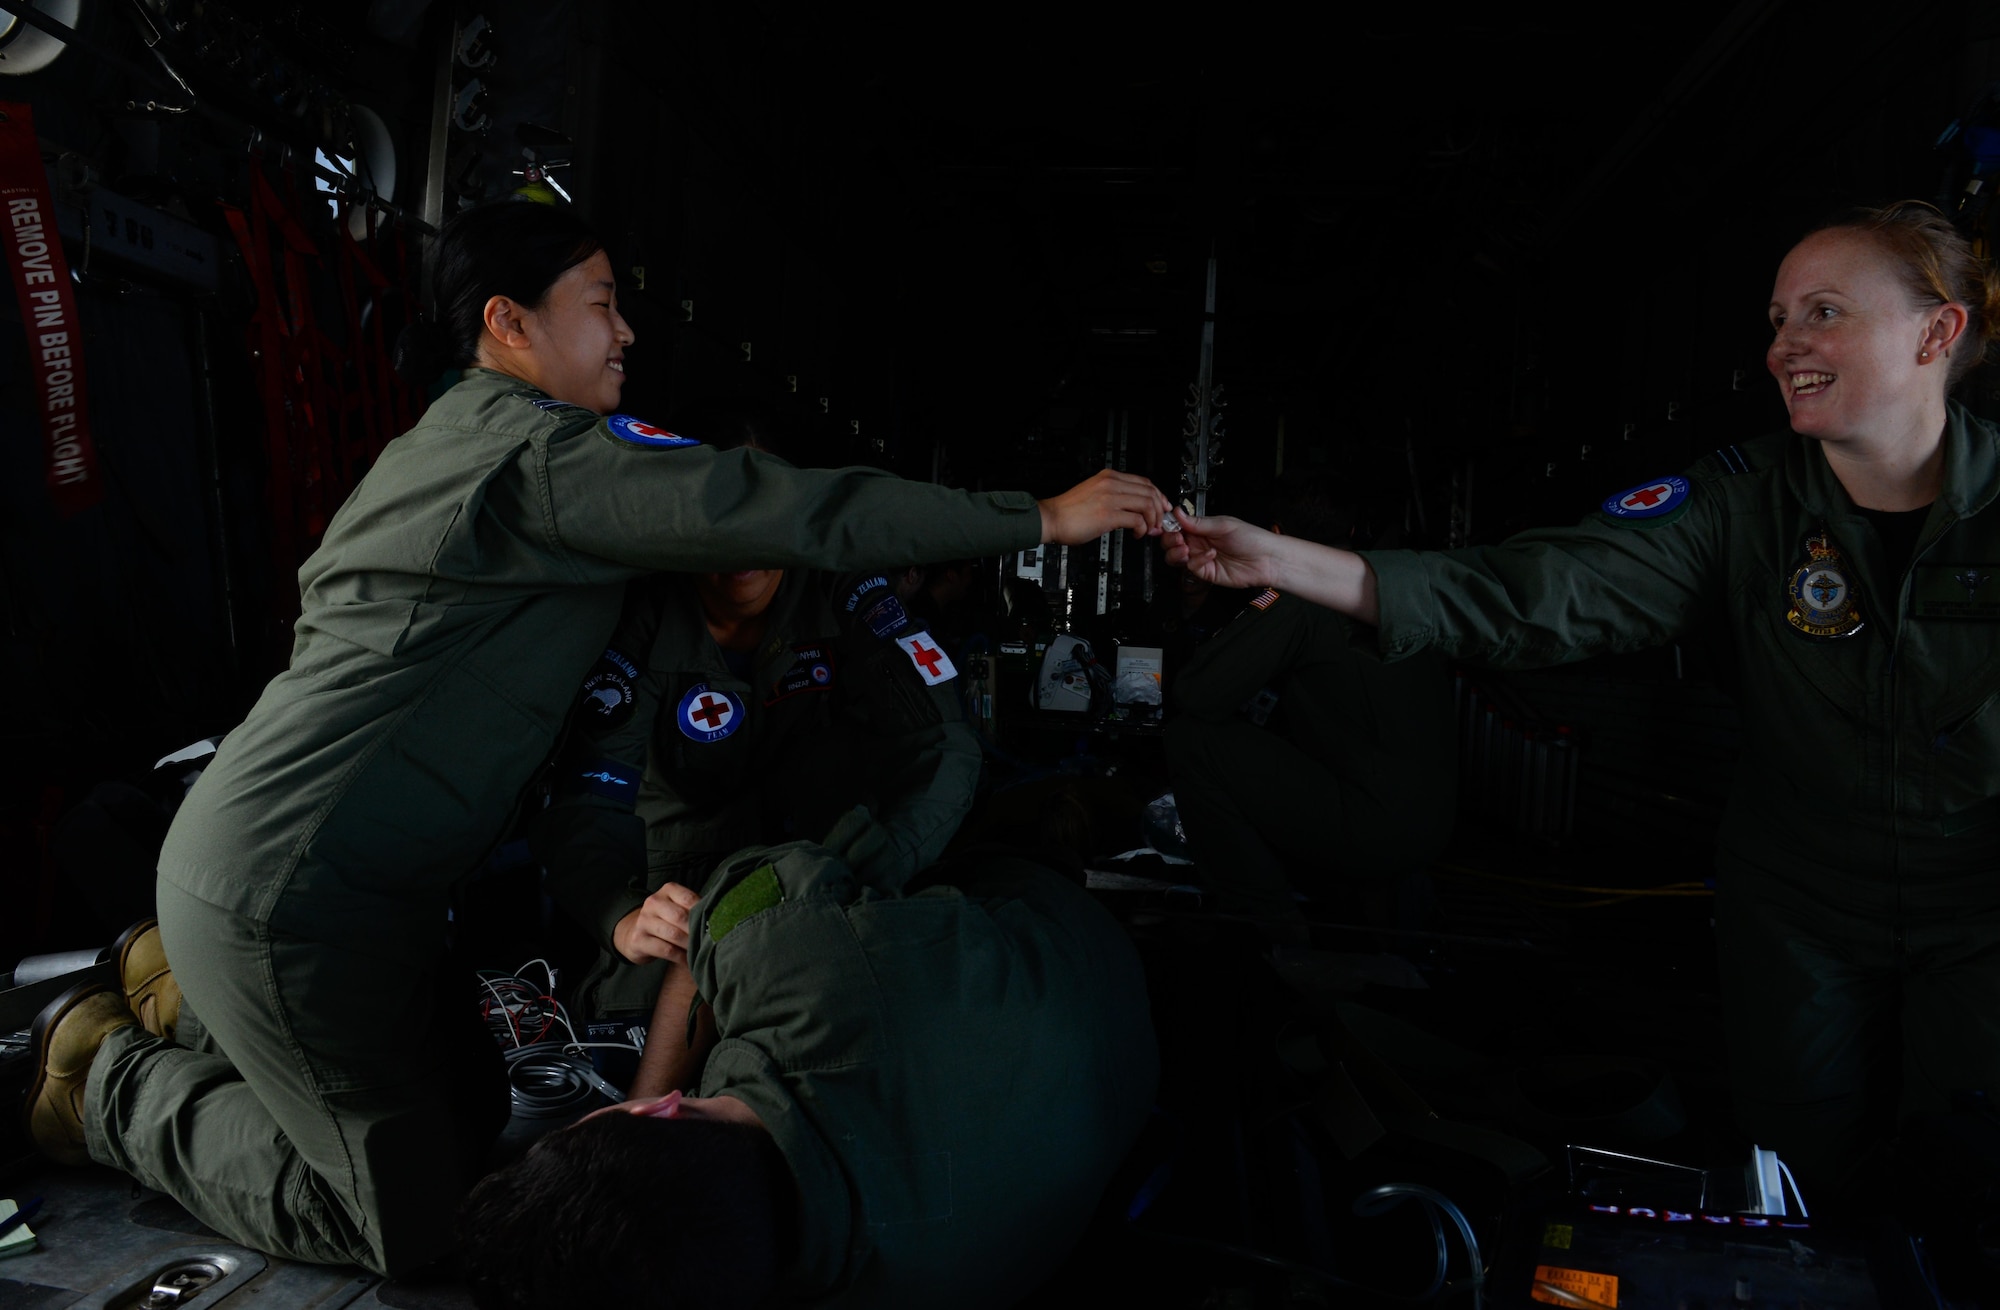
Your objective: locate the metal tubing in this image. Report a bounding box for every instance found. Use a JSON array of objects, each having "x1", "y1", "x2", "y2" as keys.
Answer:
[{"x1": 190, "y1": 306, "x2": 240, "y2": 674}]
